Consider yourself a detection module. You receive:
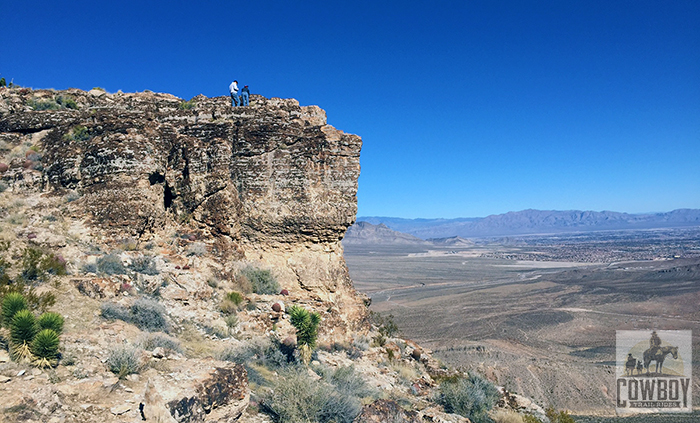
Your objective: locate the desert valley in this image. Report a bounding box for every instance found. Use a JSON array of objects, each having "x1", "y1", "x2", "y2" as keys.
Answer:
[{"x1": 344, "y1": 223, "x2": 700, "y2": 421}]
